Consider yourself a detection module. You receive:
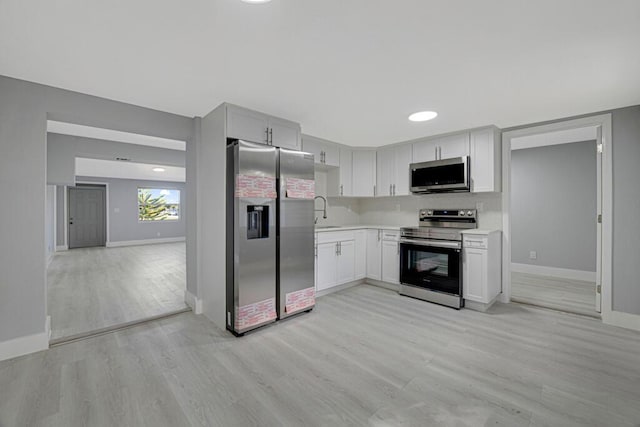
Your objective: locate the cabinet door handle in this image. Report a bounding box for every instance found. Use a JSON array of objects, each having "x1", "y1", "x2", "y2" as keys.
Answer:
[
  {"x1": 435, "y1": 146, "x2": 438, "y2": 159},
  {"x1": 389, "y1": 184, "x2": 392, "y2": 196},
  {"x1": 269, "y1": 128, "x2": 273, "y2": 145},
  {"x1": 315, "y1": 245, "x2": 317, "y2": 257},
  {"x1": 373, "y1": 185, "x2": 376, "y2": 196},
  {"x1": 335, "y1": 242, "x2": 339, "y2": 256},
  {"x1": 392, "y1": 184, "x2": 396, "y2": 195},
  {"x1": 438, "y1": 146, "x2": 442, "y2": 159},
  {"x1": 340, "y1": 184, "x2": 343, "y2": 196},
  {"x1": 339, "y1": 241, "x2": 342, "y2": 255},
  {"x1": 265, "y1": 127, "x2": 270, "y2": 144}
]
